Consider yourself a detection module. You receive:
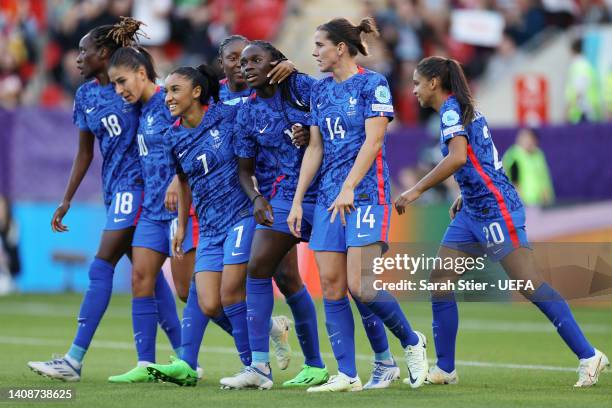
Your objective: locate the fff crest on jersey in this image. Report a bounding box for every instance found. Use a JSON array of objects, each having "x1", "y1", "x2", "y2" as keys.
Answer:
[
  {"x1": 375, "y1": 85, "x2": 391, "y2": 104},
  {"x1": 347, "y1": 95, "x2": 358, "y2": 116},
  {"x1": 442, "y1": 110, "x2": 461, "y2": 126},
  {"x1": 210, "y1": 128, "x2": 222, "y2": 149}
]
